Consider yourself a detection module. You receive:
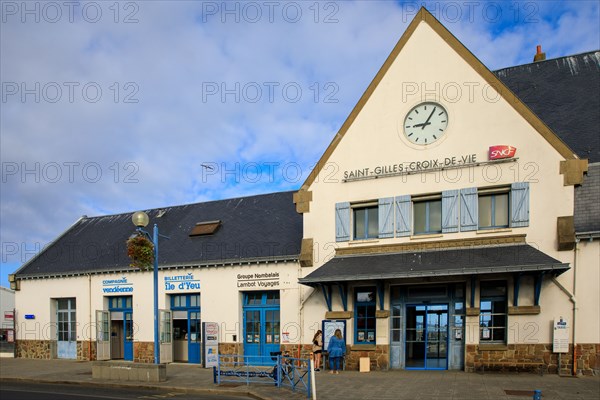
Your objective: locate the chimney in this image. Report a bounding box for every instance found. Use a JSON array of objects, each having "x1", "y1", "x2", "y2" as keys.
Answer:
[{"x1": 533, "y1": 45, "x2": 546, "y2": 62}]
